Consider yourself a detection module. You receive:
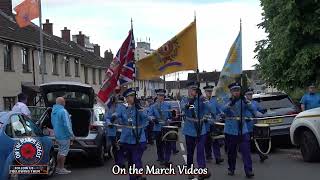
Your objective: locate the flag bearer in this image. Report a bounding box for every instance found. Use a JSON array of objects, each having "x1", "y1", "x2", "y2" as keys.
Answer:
[
  {"x1": 118, "y1": 88, "x2": 148, "y2": 180},
  {"x1": 222, "y1": 82, "x2": 254, "y2": 178},
  {"x1": 181, "y1": 82, "x2": 211, "y2": 180}
]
